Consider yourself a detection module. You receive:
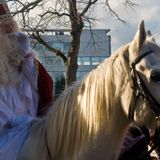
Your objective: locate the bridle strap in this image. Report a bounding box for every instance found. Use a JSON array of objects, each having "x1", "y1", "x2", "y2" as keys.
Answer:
[
  {"x1": 131, "y1": 50, "x2": 154, "y2": 68},
  {"x1": 136, "y1": 72, "x2": 160, "y2": 116}
]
